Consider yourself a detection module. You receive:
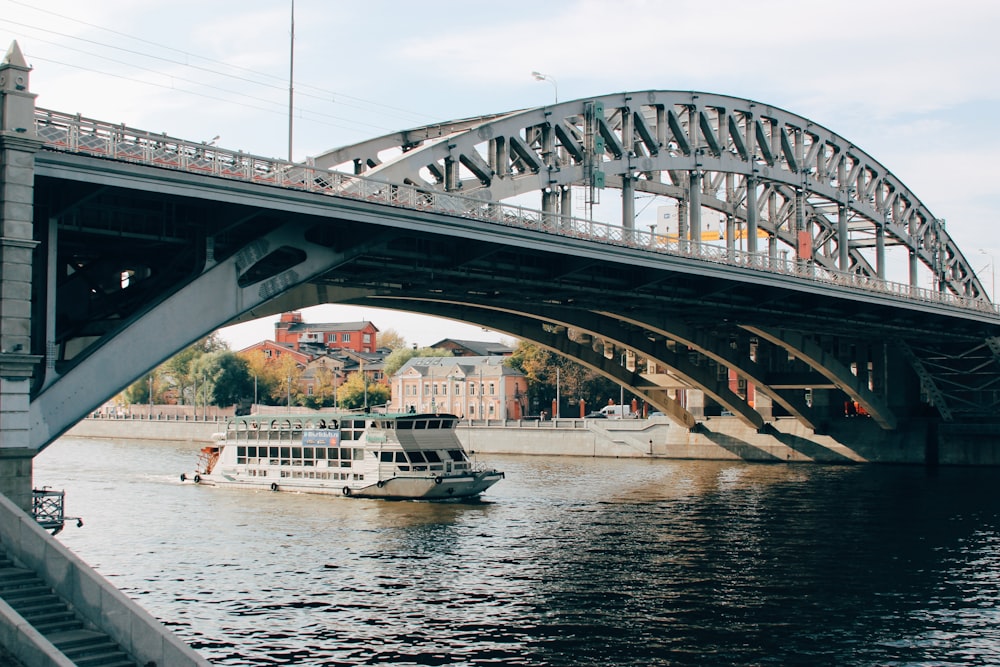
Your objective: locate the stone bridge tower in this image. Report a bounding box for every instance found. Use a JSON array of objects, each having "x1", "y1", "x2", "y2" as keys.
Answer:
[{"x1": 0, "y1": 41, "x2": 43, "y2": 510}]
